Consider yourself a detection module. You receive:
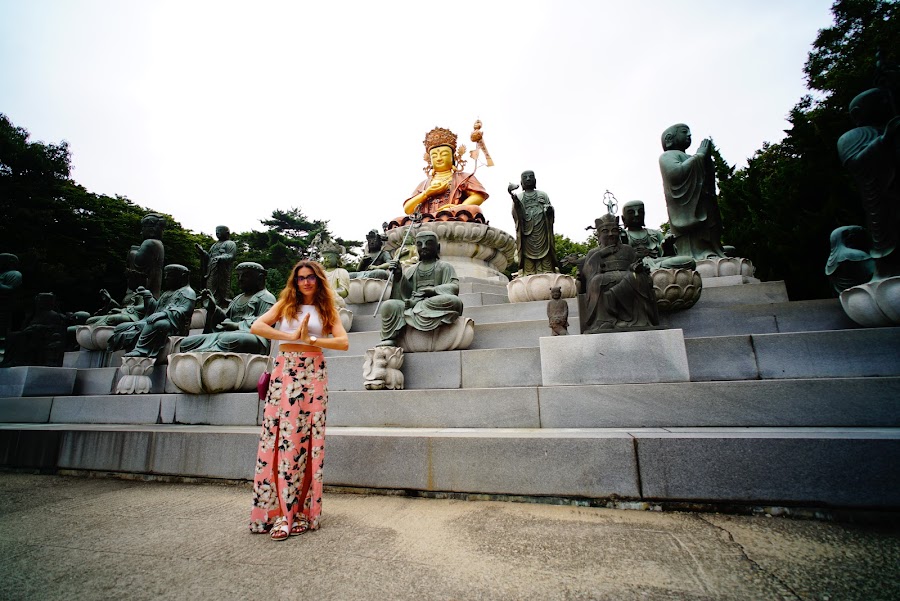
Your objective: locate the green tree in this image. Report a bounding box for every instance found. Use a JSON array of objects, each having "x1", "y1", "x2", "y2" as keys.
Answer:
[
  {"x1": 554, "y1": 233, "x2": 598, "y2": 276},
  {"x1": 715, "y1": 0, "x2": 898, "y2": 299}
]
